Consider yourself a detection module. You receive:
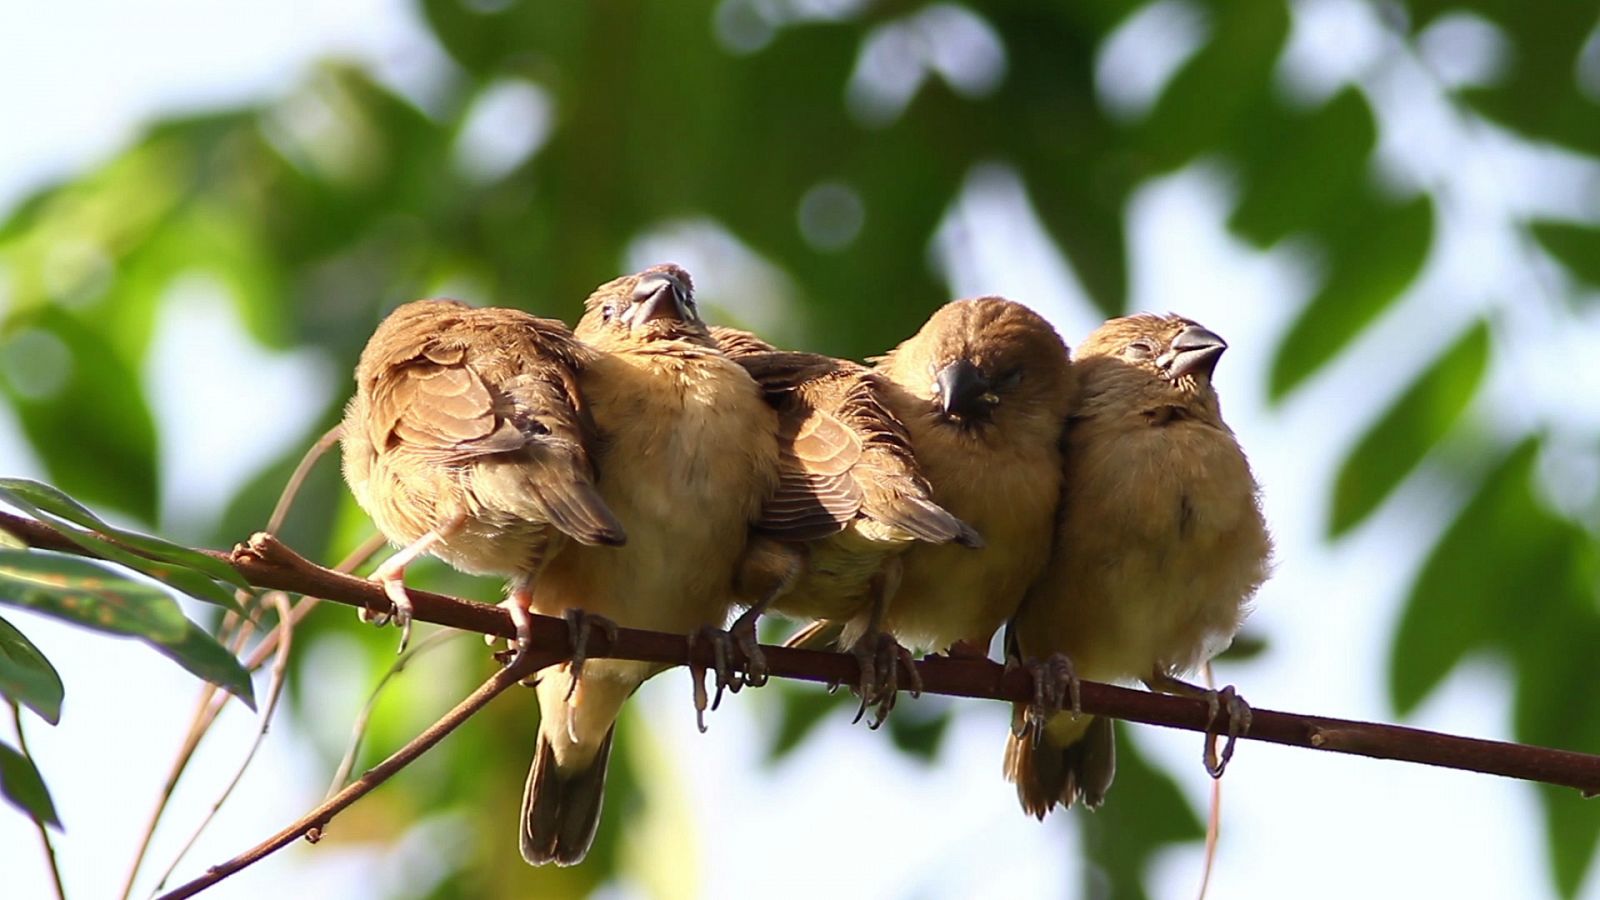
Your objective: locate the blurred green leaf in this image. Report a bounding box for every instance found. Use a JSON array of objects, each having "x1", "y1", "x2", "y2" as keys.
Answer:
[
  {"x1": 1214, "y1": 630, "x2": 1268, "y2": 663},
  {"x1": 0, "y1": 307, "x2": 161, "y2": 522},
  {"x1": 1230, "y1": 87, "x2": 1378, "y2": 246},
  {"x1": 0, "y1": 615, "x2": 63, "y2": 725},
  {"x1": 1270, "y1": 195, "x2": 1434, "y2": 401},
  {"x1": 1329, "y1": 319, "x2": 1490, "y2": 536},
  {"x1": 1389, "y1": 438, "x2": 1570, "y2": 714},
  {"x1": 1516, "y1": 616, "x2": 1600, "y2": 897},
  {"x1": 0, "y1": 550, "x2": 255, "y2": 709},
  {"x1": 764, "y1": 680, "x2": 850, "y2": 764},
  {"x1": 1079, "y1": 723, "x2": 1205, "y2": 900},
  {"x1": 884, "y1": 696, "x2": 953, "y2": 763},
  {"x1": 1138, "y1": 0, "x2": 1290, "y2": 171},
  {"x1": 1531, "y1": 221, "x2": 1600, "y2": 291},
  {"x1": 0, "y1": 477, "x2": 250, "y2": 590},
  {"x1": 0, "y1": 736, "x2": 59, "y2": 829}
]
